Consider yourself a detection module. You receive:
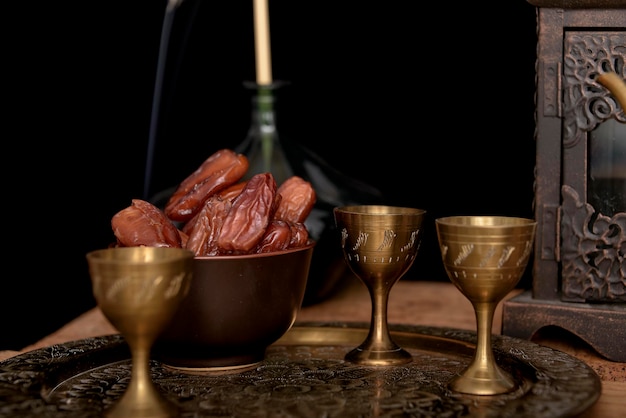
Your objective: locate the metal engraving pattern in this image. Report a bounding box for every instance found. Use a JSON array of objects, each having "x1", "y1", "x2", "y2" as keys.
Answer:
[
  {"x1": 340, "y1": 228, "x2": 420, "y2": 265},
  {"x1": 0, "y1": 323, "x2": 600, "y2": 418}
]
